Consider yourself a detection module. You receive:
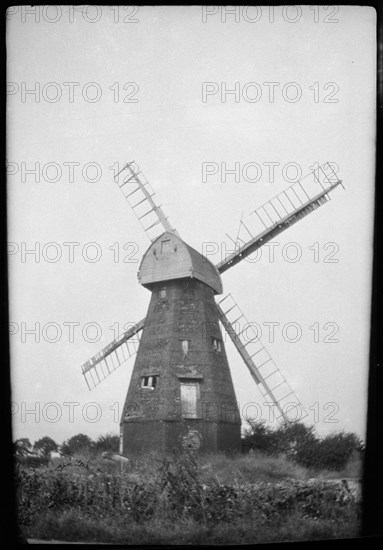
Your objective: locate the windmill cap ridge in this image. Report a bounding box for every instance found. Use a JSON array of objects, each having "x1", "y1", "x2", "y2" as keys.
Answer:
[{"x1": 138, "y1": 232, "x2": 223, "y2": 294}]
